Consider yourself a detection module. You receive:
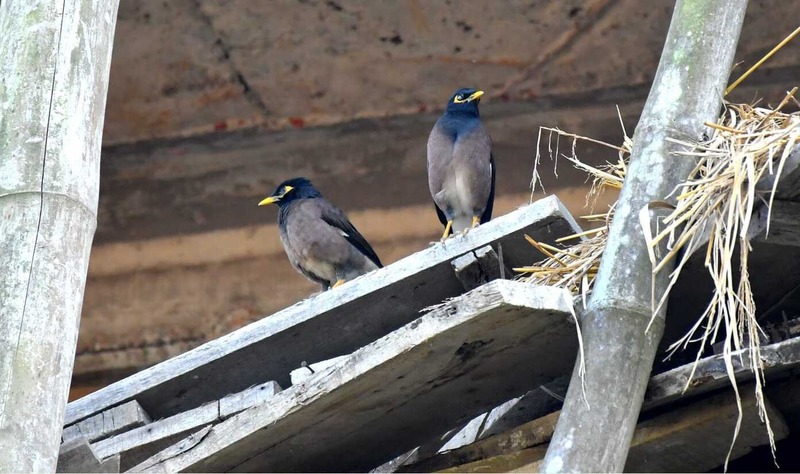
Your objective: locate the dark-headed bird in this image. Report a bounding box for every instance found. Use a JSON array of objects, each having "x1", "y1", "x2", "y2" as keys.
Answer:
[
  {"x1": 258, "y1": 177, "x2": 382, "y2": 290},
  {"x1": 427, "y1": 87, "x2": 495, "y2": 240}
]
